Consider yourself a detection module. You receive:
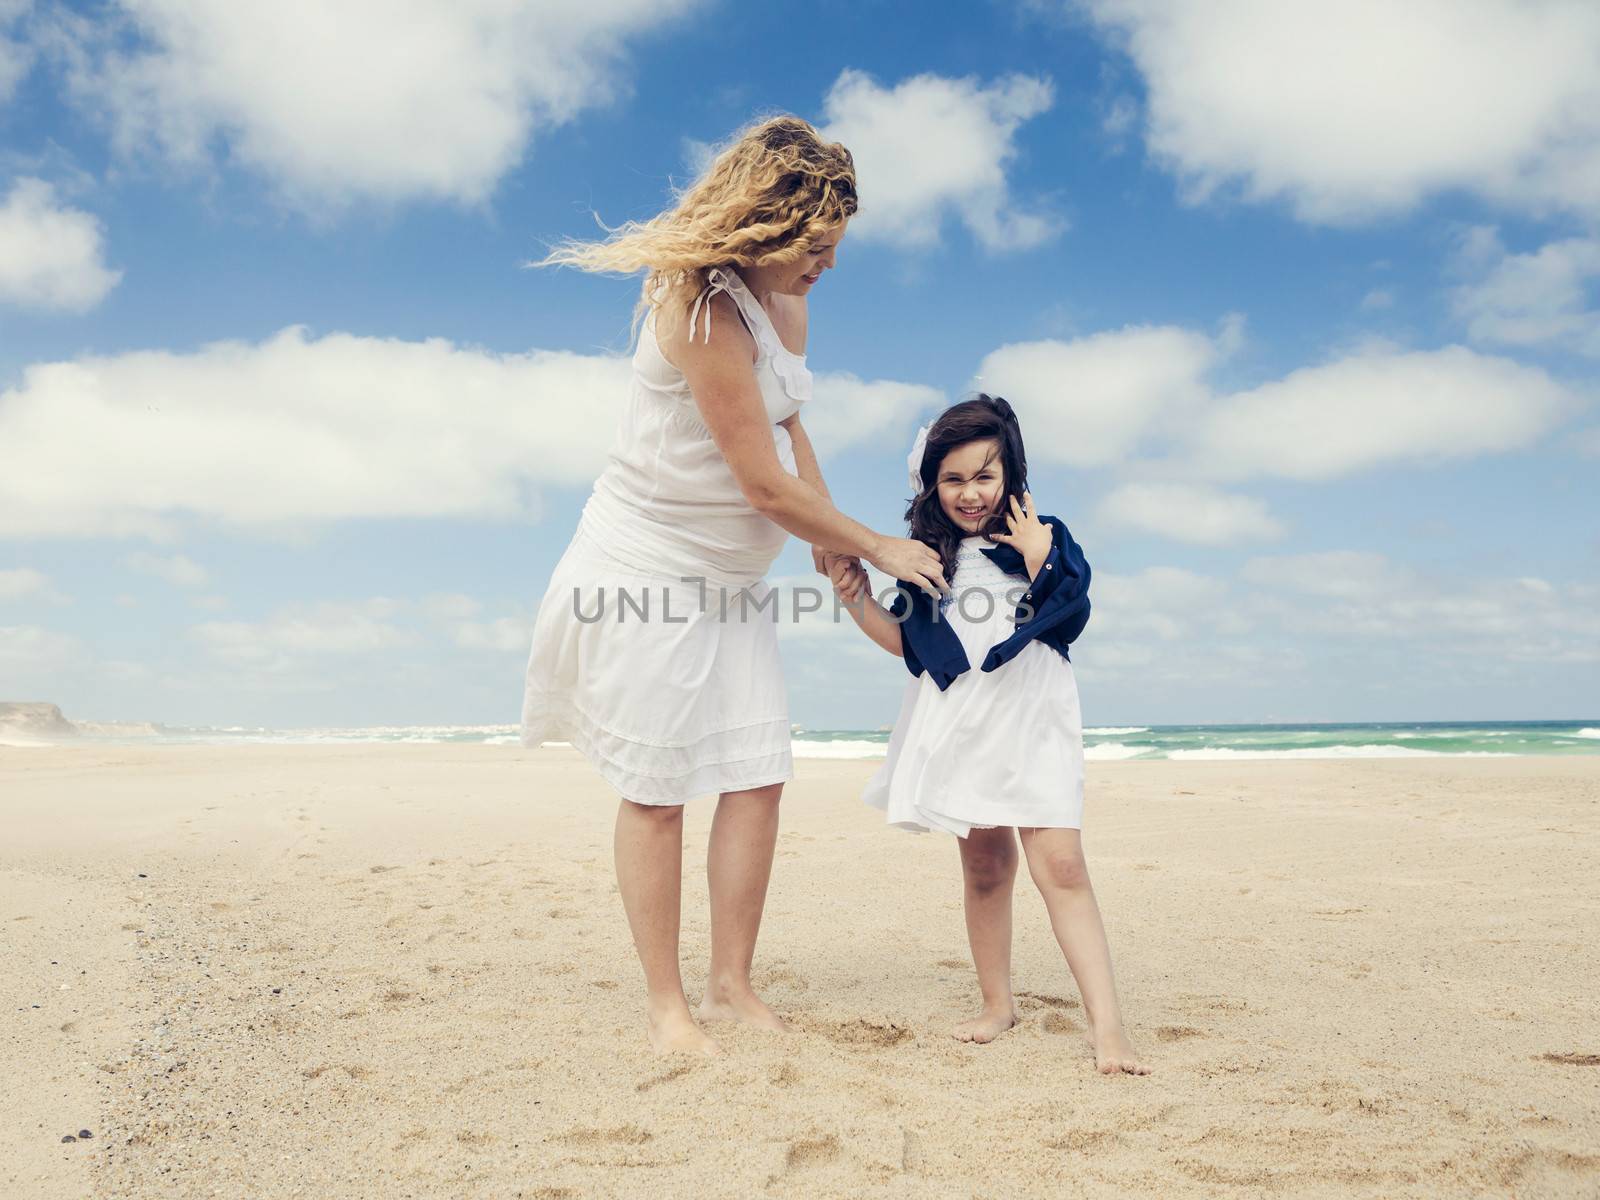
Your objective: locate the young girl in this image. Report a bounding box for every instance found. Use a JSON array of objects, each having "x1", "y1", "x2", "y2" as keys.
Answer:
[{"x1": 828, "y1": 395, "x2": 1149, "y2": 1075}]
